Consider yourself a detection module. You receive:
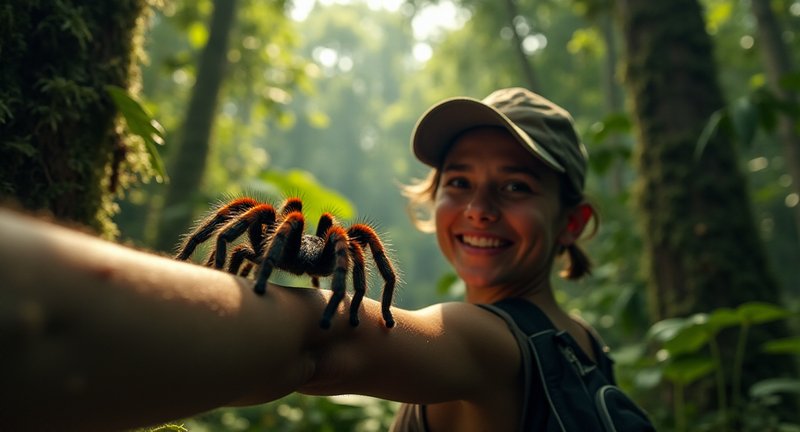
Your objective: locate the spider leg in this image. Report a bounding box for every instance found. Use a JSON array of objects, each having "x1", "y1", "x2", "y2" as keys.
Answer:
[
  {"x1": 210, "y1": 204, "x2": 276, "y2": 270},
  {"x1": 347, "y1": 242, "x2": 367, "y2": 327},
  {"x1": 316, "y1": 212, "x2": 335, "y2": 237},
  {"x1": 309, "y1": 212, "x2": 335, "y2": 290},
  {"x1": 254, "y1": 211, "x2": 305, "y2": 295},
  {"x1": 232, "y1": 209, "x2": 273, "y2": 276},
  {"x1": 348, "y1": 224, "x2": 397, "y2": 328},
  {"x1": 203, "y1": 252, "x2": 216, "y2": 267},
  {"x1": 228, "y1": 244, "x2": 258, "y2": 275},
  {"x1": 174, "y1": 198, "x2": 258, "y2": 261},
  {"x1": 279, "y1": 197, "x2": 303, "y2": 216},
  {"x1": 318, "y1": 226, "x2": 351, "y2": 329},
  {"x1": 240, "y1": 262, "x2": 255, "y2": 278}
]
